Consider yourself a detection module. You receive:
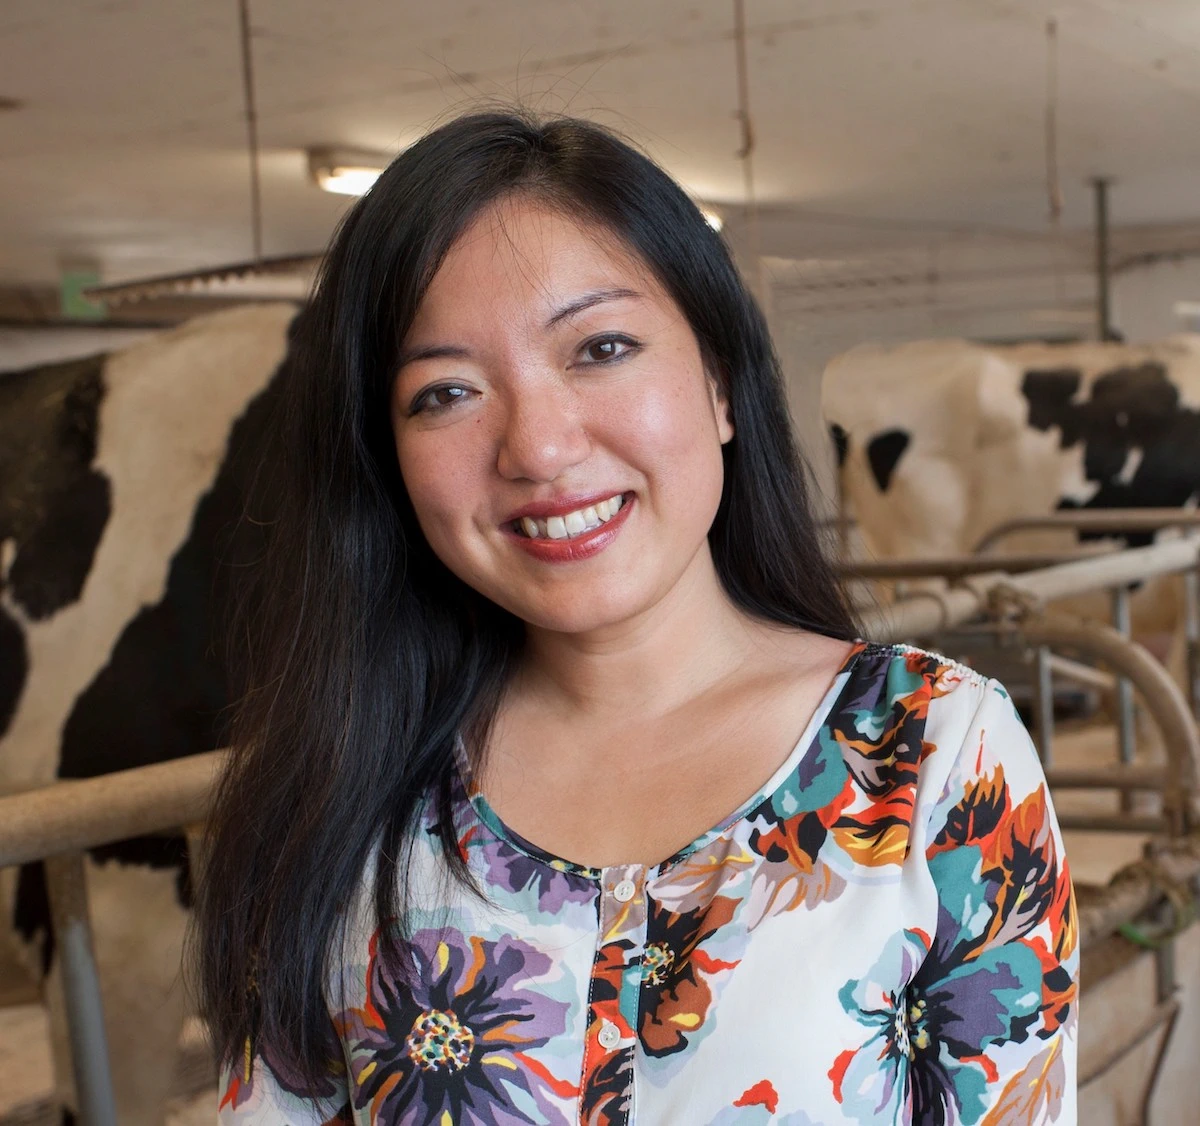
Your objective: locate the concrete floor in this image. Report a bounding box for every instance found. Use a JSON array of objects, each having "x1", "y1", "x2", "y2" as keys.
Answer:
[
  {"x1": 0, "y1": 1007, "x2": 212, "y2": 1125},
  {"x1": 1052, "y1": 723, "x2": 1200, "y2": 1125}
]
